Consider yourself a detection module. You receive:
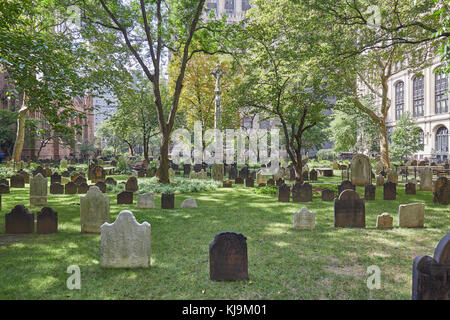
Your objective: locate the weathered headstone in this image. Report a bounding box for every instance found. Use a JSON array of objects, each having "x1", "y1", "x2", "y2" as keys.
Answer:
[
  {"x1": 36, "y1": 207, "x2": 58, "y2": 234},
  {"x1": 405, "y1": 182, "x2": 417, "y2": 195},
  {"x1": 95, "y1": 181, "x2": 107, "y2": 193},
  {"x1": 256, "y1": 170, "x2": 267, "y2": 185},
  {"x1": 334, "y1": 189, "x2": 365, "y2": 228},
  {"x1": 50, "y1": 172, "x2": 61, "y2": 184},
  {"x1": 321, "y1": 189, "x2": 335, "y2": 201},
  {"x1": 209, "y1": 231, "x2": 248, "y2": 280},
  {"x1": 212, "y1": 163, "x2": 224, "y2": 181},
  {"x1": 420, "y1": 167, "x2": 433, "y2": 191},
  {"x1": 181, "y1": 198, "x2": 197, "y2": 208},
  {"x1": 0, "y1": 183, "x2": 10, "y2": 194},
  {"x1": 65, "y1": 181, "x2": 77, "y2": 194},
  {"x1": 433, "y1": 177, "x2": 450, "y2": 205},
  {"x1": 80, "y1": 186, "x2": 110, "y2": 233},
  {"x1": 364, "y1": 184, "x2": 376, "y2": 201},
  {"x1": 33, "y1": 166, "x2": 46, "y2": 177},
  {"x1": 383, "y1": 181, "x2": 397, "y2": 200},
  {"x1": 245, "y1": 177, "x2": 254, "y2": 188},
  {"x1": 338, "y1": 180, "x2": 355, "y2": 195},
  {"x1": 235, "y1": 177, "x2": 244, "y2": 184},
  {"x1": 229, "y1": 166, "x2": 237, "y2": 180},
  {"x1": 376, "y1": 174, "x2": 384, "y2": 186},
  {"x1": 412, "y1": 232, "x2": 450, "y2": 300},
  {"x1": 350, "y1": 154, "x2": 372, "y2": 186},
  {"x1": 222, "y1": 180, "x2": 232, "y2": 188},
  {"x1": 117, "y1": 191, "x2": 133, "y2": 205},
  {"x1": 18, "y1": 170, "x2": 30, "y2": 184},
  {"x1": 278, "y1": 183, "x2": 291, "y2": 202},
  {"x1": 302, "y1": 170, "x2": 309, "y2": 181},
  {"x1": 101, "y1": 210, "x2": 151, "y2": 268},
  {"x1": 161, "y1": 193, "x2": 175, "y2": 209},
  {"x1": 50, "y1": 182, "x2": 64, "y2": 194},
  {"x1": 10, "y1": 174, "x2": 25, "y2": 188},
  {"x1": 125, "y1": 176, "x2": 139, "y2": 192},
  {"x1": 92, "y1": 166, "x2": 105, "y2": 183},
  {"x1": 77, "y1": 182, "x2": 89, "y2": 194},
  {"x1": 293, "y1": 207, "x2": 315, "y2": 230},
  {"x1": 74, "y1": 175, "x2": 87, "y2": 186},
  {"x1": 386, "y1": 169, "x2": 398, "y2": 184},
  {"x1": 267, "y1": 178, "x2": 275, "y2": 186},
  {"x1": 292, "y1": 182, "x2": 312, "y2": 202},
  {"x1": 105, "y1": 177, "x2": 117, "y2": 186},
  {"x1": 376, "y1": 213, "x2": 393, "y2": 229},
  {"x1": 5, "y1": 204, "x2": 34, "y2": 234},
  {"x1": 239, "y1": 166, "x2": 249, "y2": 179},
  {"x1": 29, "y1": 173, "x2": 47, "y2": 206},
  {"x1": 309, "y1": 169, "x2": 318, "y2": 181},
  {"x1": 136, "y1": 192, "x2": 155, "y2": 209},
  {"x1": 183, "y1": 164, "x2": 191, "y2": 176},
  {"x1": 398, "y1": 203, "x2": 425, "y2": 228}
]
